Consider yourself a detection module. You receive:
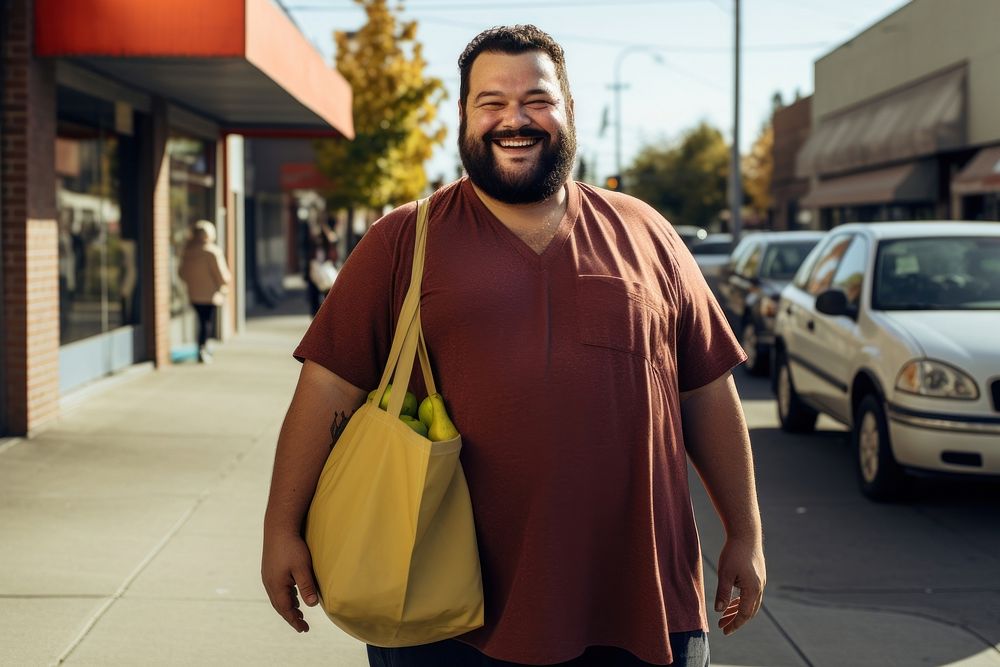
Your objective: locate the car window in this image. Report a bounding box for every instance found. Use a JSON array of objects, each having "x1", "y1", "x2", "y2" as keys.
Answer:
[
  {"x1": 692, "y1": 241, "x2": 732, "y2": 255},
  {"x1": 760, "y1": 241, "x2": 821, "y2": 280},
  {"x1": 830, "y1": 236, "x2": 868, "y2": 307},
  {"x1": 740, "y1": 244, "x2": 764, "y2": 278},
  {"x1": 728, "y1": 238, "x2": 757, "y2": 273},
  {"x1": 873, "y1": 236, "x2": 1000, "y2": 310},
  {"x1": 792, "y1": 235, "x2": 834, "y2": 289},
  {"x1": 805, "y1": 234, "x2": 854, "y2": 296}
]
